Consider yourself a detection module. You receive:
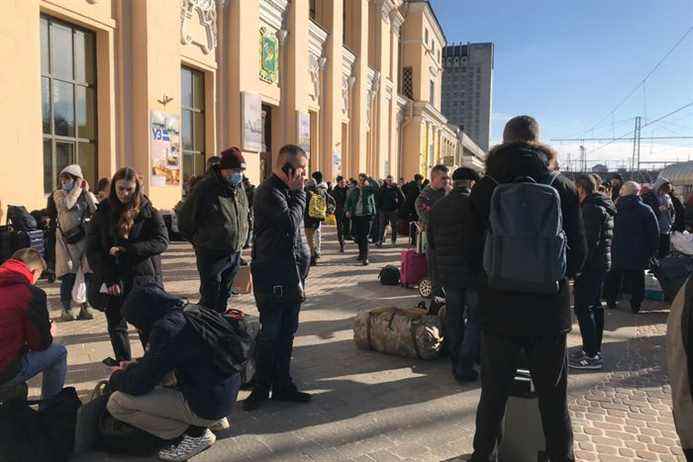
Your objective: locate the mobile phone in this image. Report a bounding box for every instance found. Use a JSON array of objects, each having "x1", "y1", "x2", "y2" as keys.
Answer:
[
  {"x1": 281, "y1": 162, "x2": 295, "y2": 176},
  {"x1": 102, "y1": 357, "x2": 118, "y2": 367}
]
